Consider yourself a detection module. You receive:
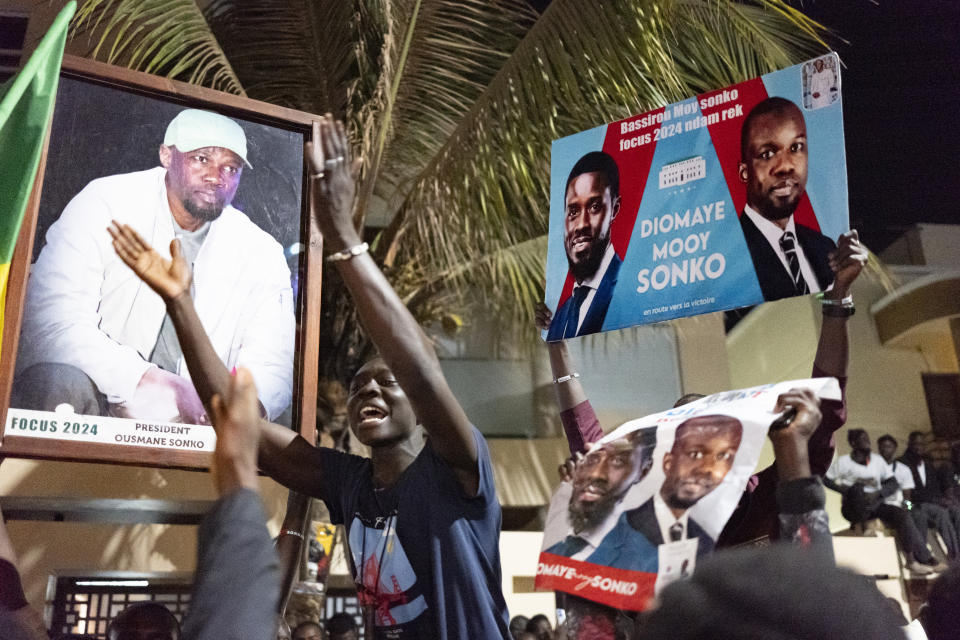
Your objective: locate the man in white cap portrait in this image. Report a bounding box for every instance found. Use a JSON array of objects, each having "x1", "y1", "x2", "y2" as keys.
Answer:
[{"x1": 13, "y1": 109, "x2": 295, "y2": 425}]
